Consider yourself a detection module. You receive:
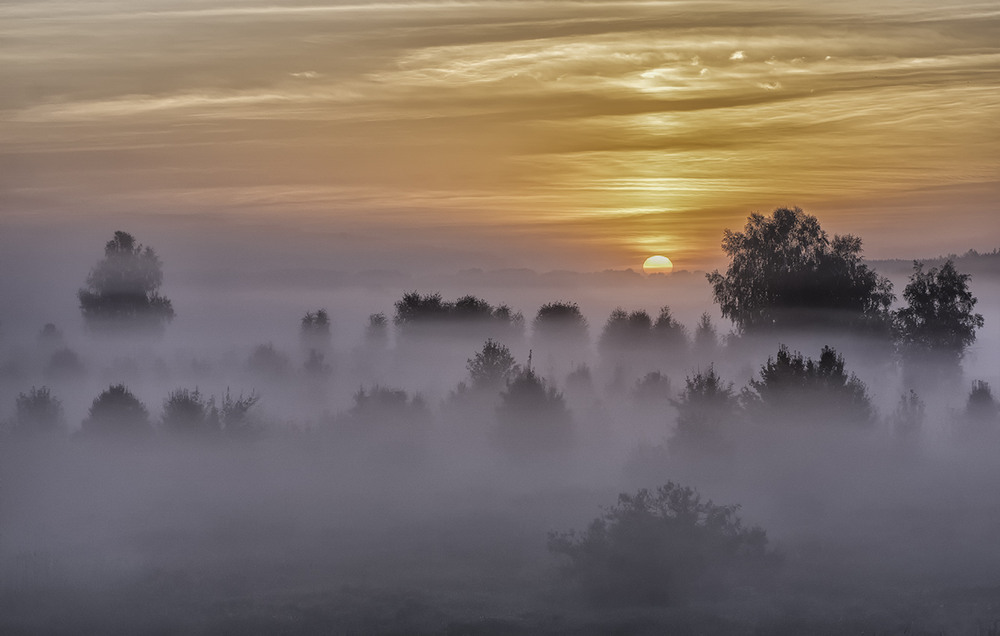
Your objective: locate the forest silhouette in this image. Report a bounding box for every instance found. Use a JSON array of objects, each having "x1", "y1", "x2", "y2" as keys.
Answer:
[{"x1": 1, "y1": 212, "x2": 997, "y2": 635}]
